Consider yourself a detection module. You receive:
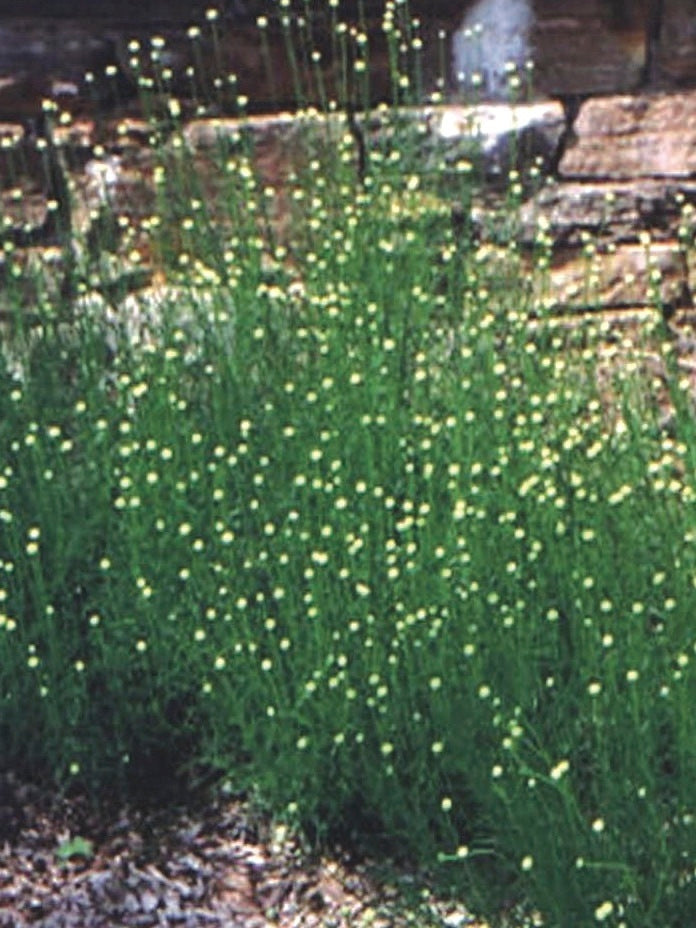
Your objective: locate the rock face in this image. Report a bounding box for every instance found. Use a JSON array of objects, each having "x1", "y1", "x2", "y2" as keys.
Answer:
[
  {"x1": 0, "y1": 2, "x2": 465, "y2": 119},
  {"x1": 2, "y1": 84, "x2": 696, "y2": 422},
  {"x1": 2, "y1": 1, "x2": 696, "y2": 124},
  {"x1": 453, "y1": 0, "x2": 653, "y2": 97},
  {"x1": 519, "y1": 179, "x2": 696, "y2": 247},
  {"x1": 1, "y1": 3, "x2": 696, "y2": 356},
  {"x1": 560, "y1": 93, "x2": 696, "y2": 179},
  {"x1": 517, "y1": 91, "x2": 696, "y2": 341},
  {"x1": 542, "y1": 243, "x2": 689, "y2": 312},
  {"x1": 653, "y1": 0, "x2": 696, "y2": 86},
  {"x1": 426, "y1": 100, "x2": 565, "y2": 180},
  {"x1": 455, "y1": 0, "x2": 696, "y2": 99},
  {"x1": 531, "y1": 0, "x2": 654, "y2": 95},
  {"x1": 0, "y1": 21, "x2": 120, "y2": 120},
  {"x1": 3, "y1": 88, "x2": 695, "y2": 308}
]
